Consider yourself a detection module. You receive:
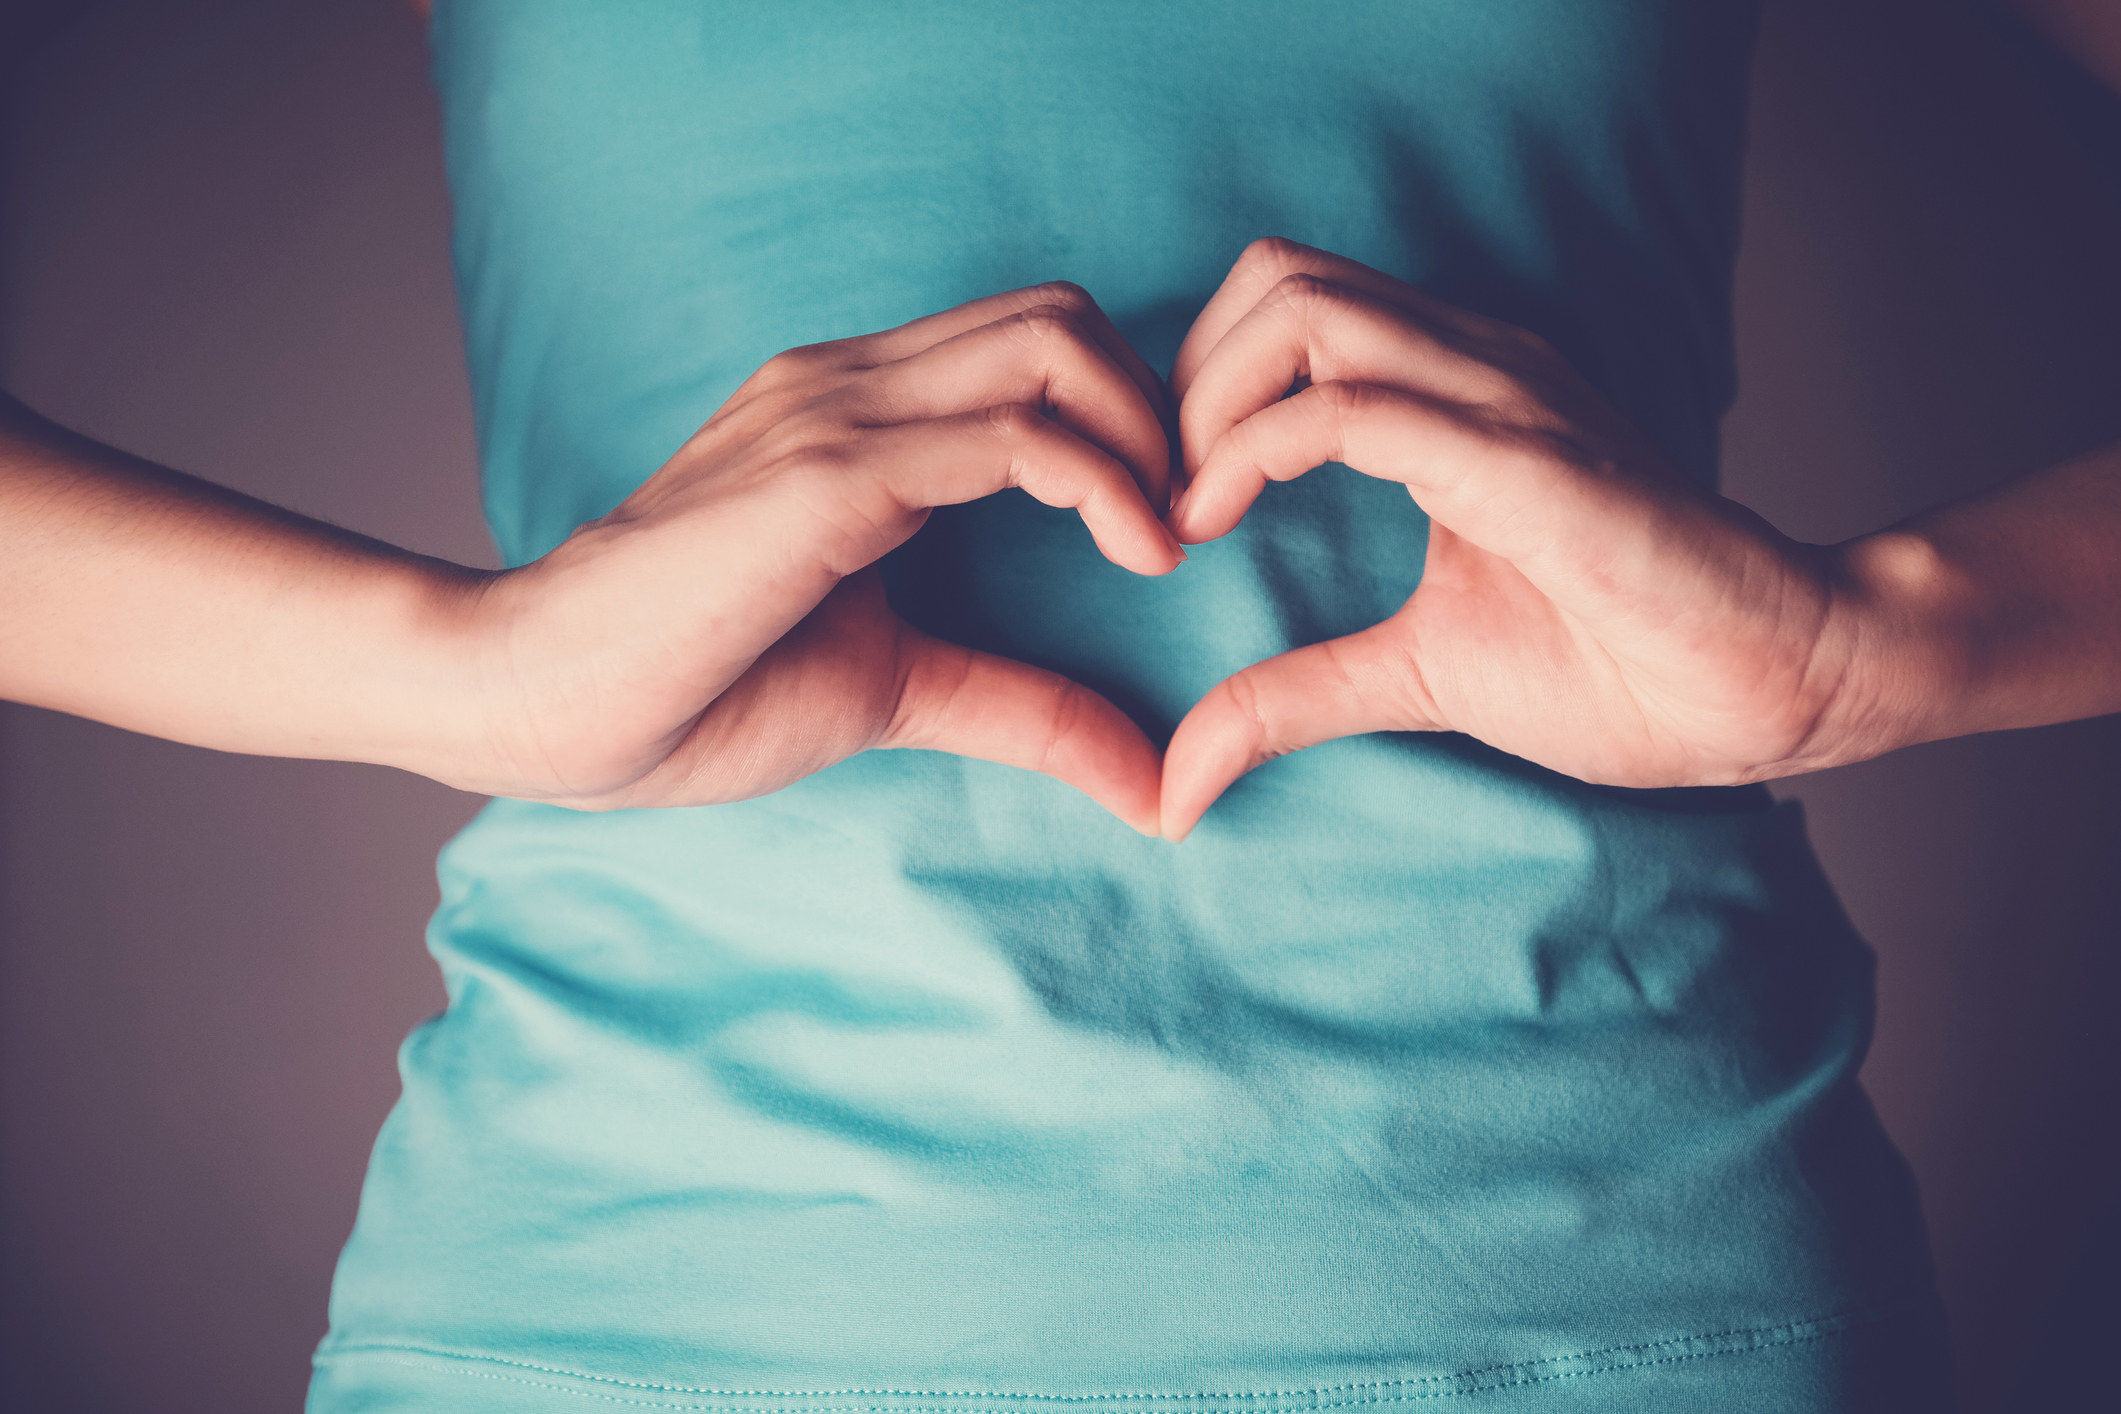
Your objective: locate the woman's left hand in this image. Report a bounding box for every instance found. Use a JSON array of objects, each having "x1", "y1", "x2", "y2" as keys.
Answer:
[{"x1": 1158, "y1": 239, "x2": 1891, "y2": 839}]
